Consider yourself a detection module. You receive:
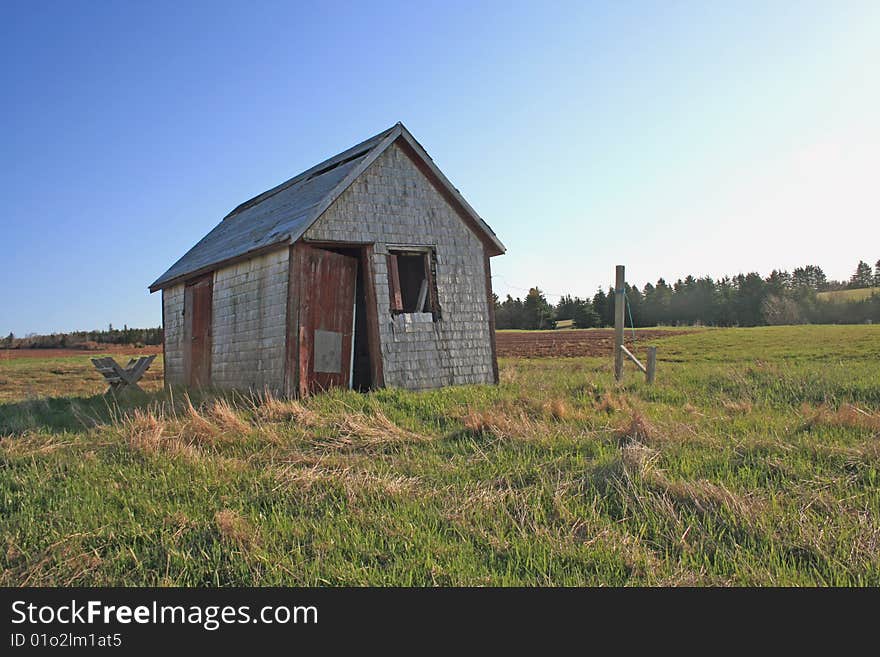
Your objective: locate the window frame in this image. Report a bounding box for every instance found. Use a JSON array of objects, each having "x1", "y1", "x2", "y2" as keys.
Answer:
[{"x1": 386, "y1": 246, "x2": 441, "y2": 320}]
